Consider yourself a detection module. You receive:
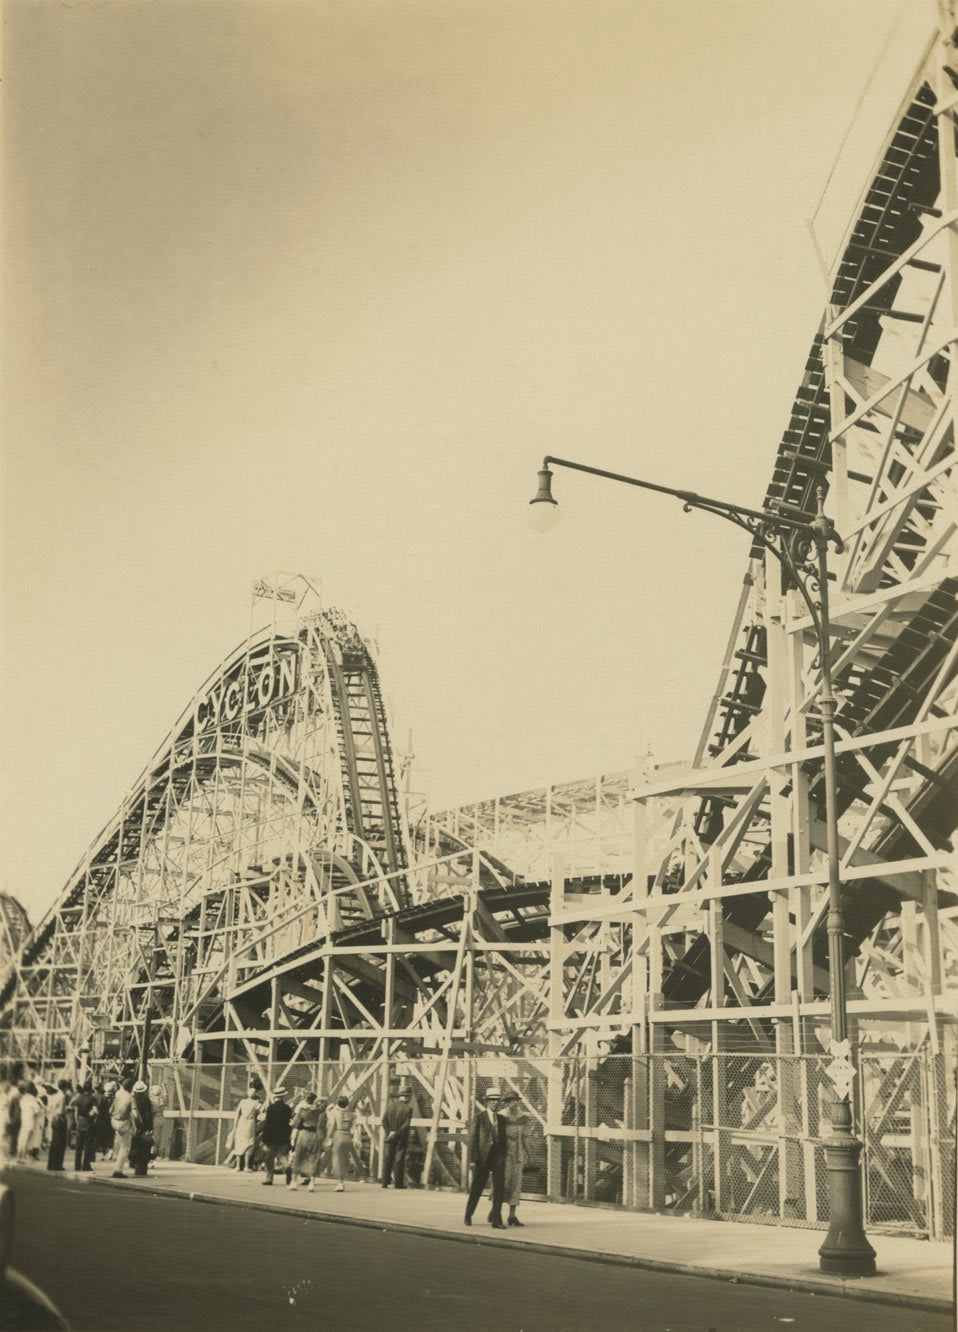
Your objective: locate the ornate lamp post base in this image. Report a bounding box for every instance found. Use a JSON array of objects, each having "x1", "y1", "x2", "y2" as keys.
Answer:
[{"x1": 818, "y1": 1098, "x2": 877, "y2": 1276}]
